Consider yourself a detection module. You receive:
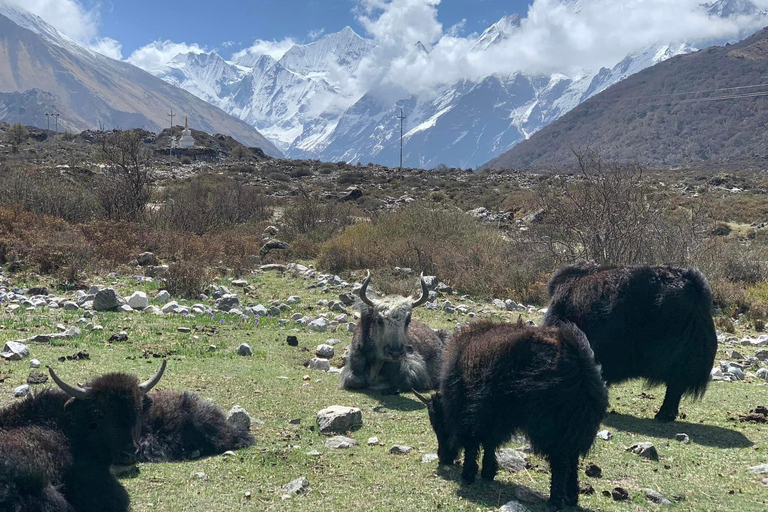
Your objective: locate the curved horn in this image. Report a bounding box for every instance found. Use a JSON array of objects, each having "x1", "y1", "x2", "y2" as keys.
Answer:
[
  {"x1": 48, "y1": 366, "x2": 89, "y2": 400},
  {"x1": 411, "y1": 273, "x2": 430, "y2": 308},
  {"x1": 412, "y1": 389, "x2": 431, "y2": 405},
  {"x1": 358, "y1": 270, "x2": 375, "y2": 308},
  {"x1": 139, "y1": 359, "x2": 166, "y2": 394}
]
